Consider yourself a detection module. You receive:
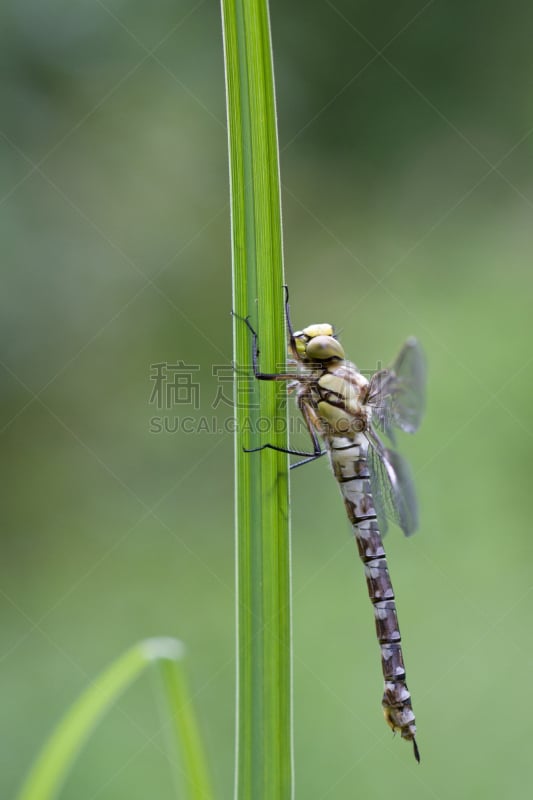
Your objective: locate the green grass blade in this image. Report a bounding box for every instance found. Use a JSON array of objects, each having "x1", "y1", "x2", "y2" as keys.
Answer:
[
  {"x1": 17, "y1": 638, "x2": 213, "y2": 800},
  {"x1": 157, "y1": 655, "x2": 214, "y2": 800},
  {"x1": 221, "y1": 1, "x2": 293, "y2": 798}
]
